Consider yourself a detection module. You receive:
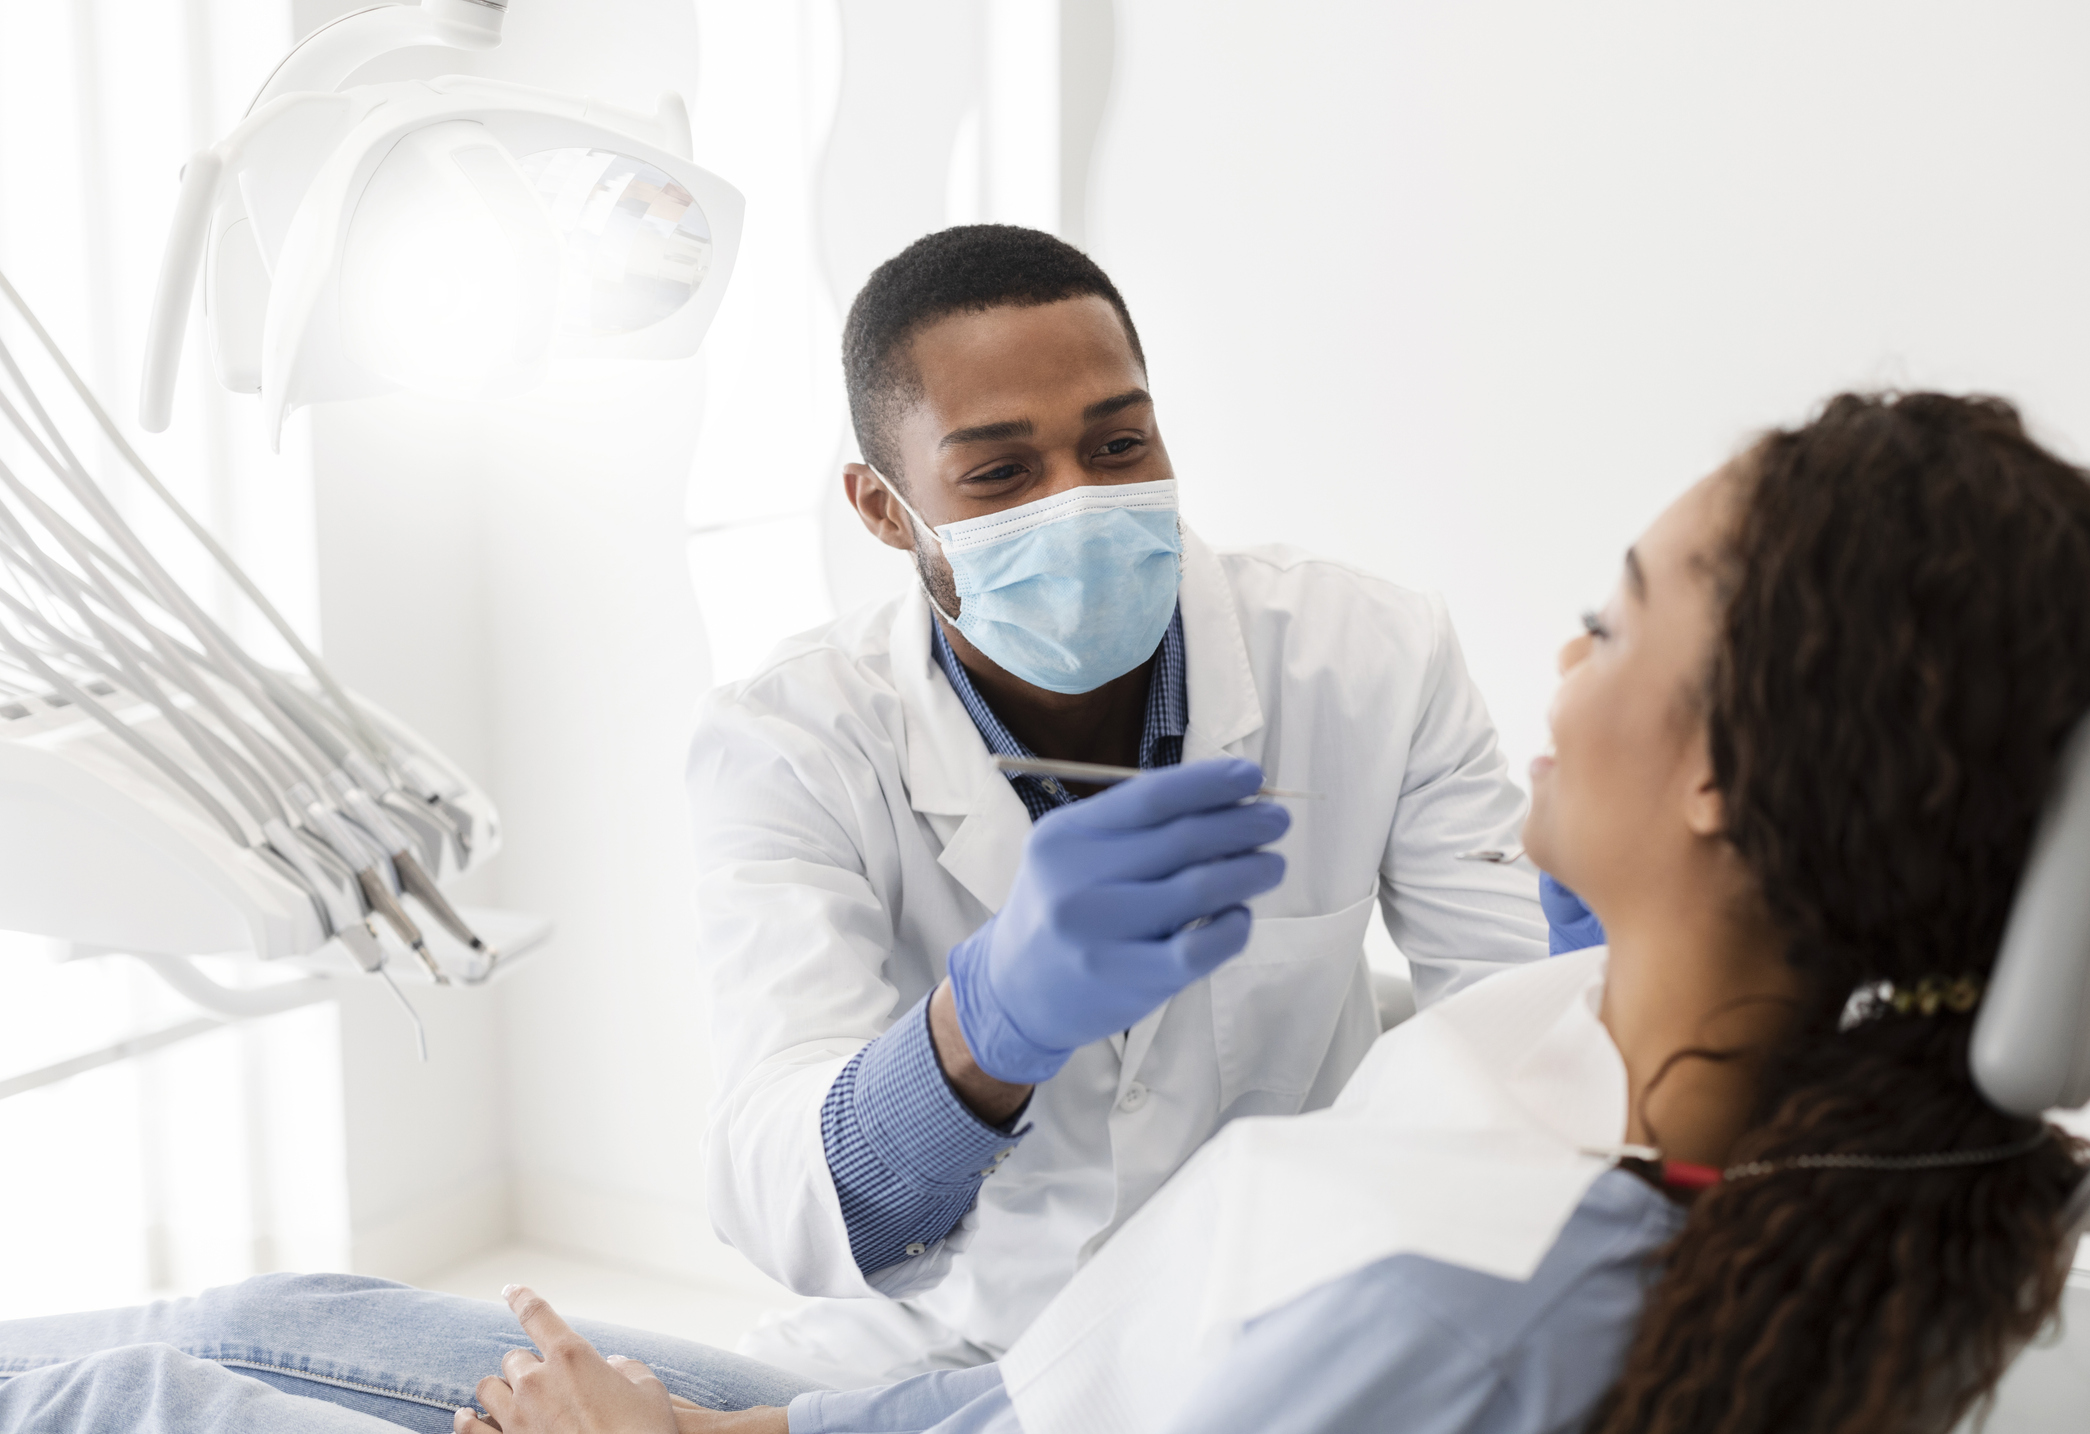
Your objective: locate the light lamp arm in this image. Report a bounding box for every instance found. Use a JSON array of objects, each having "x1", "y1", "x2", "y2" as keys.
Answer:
[
  {"x1": 138, "y1": 149, "x2": 223, "y2": 433},
  {"x1": 138, "y1": 0, "x2": 510, "y2": 432},
  {"x1": 249, "y1": 0, "x2": 506, "y2": 116}
]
